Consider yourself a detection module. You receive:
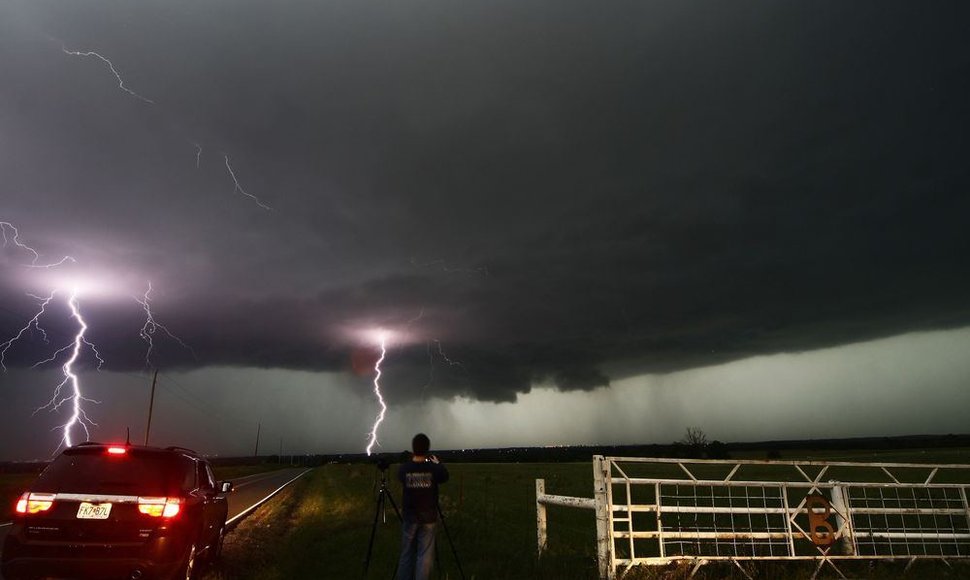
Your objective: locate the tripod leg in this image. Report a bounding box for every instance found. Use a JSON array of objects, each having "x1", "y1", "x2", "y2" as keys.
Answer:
[
  {"x1": 434, "y1": 528, "x2": 443, "y2": 580},
  {"x1": 384, "y1": 485, "x2": 403, "y2": 523},
  {"x1": 363, "y1": 488, "x2": 386, "y2": 575},
  {"x1": 386, "y1": 486, "x2": 403, "y2": 580},
  {"x1": 437, "y1": 506, "x2": 466, "y2": 580}
]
